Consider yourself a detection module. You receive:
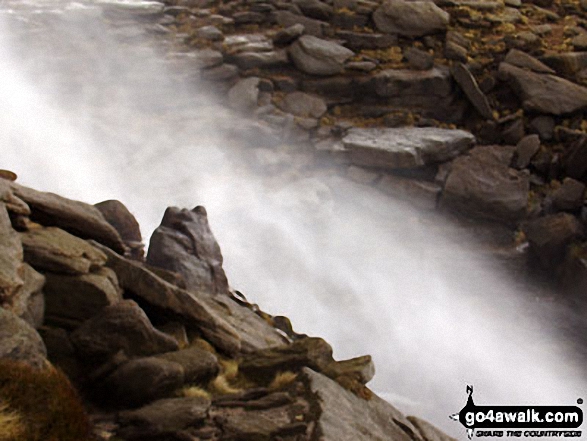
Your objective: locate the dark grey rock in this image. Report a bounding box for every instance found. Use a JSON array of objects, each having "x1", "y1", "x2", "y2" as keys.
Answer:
[
  {"x1": 373, "y1": 0, "x2": 450, "y2": 37},
  {"x1": 335, "y1": 30, "x2": 397, "y2": 50},
  {"x1": 551, "y1": 178, "x2": 586, "y2": 211},
  {"x1": 8, "y1": 264, "x2": 45, "y2": 329},
  {"x1": 504, "y1": 49, "x2": 555, "y2": 74},
  {"x1": 230, "y1": 50, "x2": 289, "y2": 70},
  {"x1": 451, "y1": 62, "x2": 493, "y2": 120},
  {"x1": 444, "y1": 41, "x2": 468, "y2": 62},
  {"x1": 289, "y1": 35, "x2": 354, "y2": 75},
  {"x1": 155, "y1": 346, "x2": 219, "y2": 383},
  {"x1": 273, "y1": 10, "x2": 328, "y2": 37},
  {"x1": 539, "y1": 51, "x2": 587, "y2": 77},
  {"x1": 515, "y1": 135, "x2": 541, "y2": 169},
  {"x1": 529, "y1": 116, "x2": 555, "y2": 141},
  {"x1": 273, "y1": 24, "x2": 305, "y2": 45},
  {"x1": 294, "y1": 0, "x2": 333, "y2": 20},
  {"x1": 0, "y1": 202, "x2": 23, "y2": 301},
  {"x1": 404, "y1": 47, "x2": 434, "y2": 71},
  {"x1": 563, "y1": 136, "x2": 587, "y2": 179}
]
